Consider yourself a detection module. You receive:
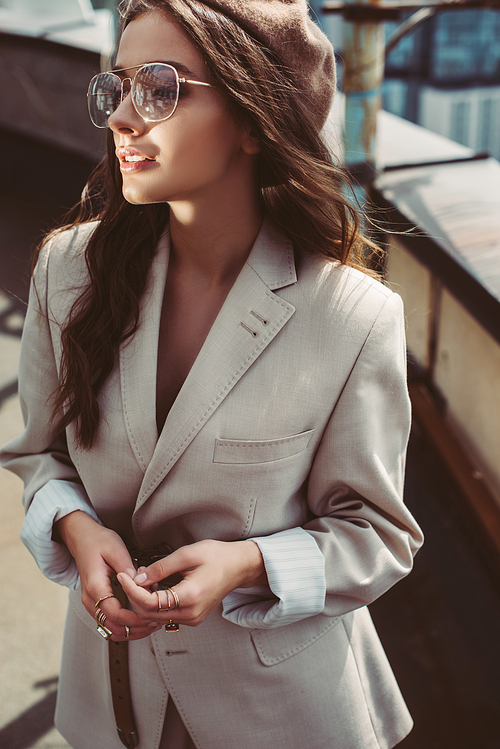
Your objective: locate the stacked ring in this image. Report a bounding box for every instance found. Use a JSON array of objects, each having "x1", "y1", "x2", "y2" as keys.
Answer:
[
  {"x1": 94, "y1": 597, "x2": 115, "y2": 639},
  {"x1": 94, "y1": 594, "x2": 115, "y2": 609},
  {"x1": 96, "y1": 610, "x2": 108, "y2": 627},
  {"x1": 166, "y1": 587, "x2": 180, "y2": 610},
  {"x1": 157, "y1": 589, "x2": 170, "y2": 612}
]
